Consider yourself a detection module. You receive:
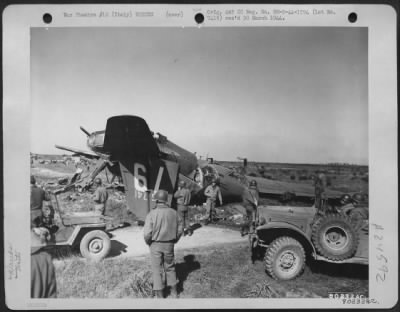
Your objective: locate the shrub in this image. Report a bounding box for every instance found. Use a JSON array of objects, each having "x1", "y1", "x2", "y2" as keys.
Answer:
[{"x1": 243, "y1": 282, "x2": 279, "y2": 298}]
